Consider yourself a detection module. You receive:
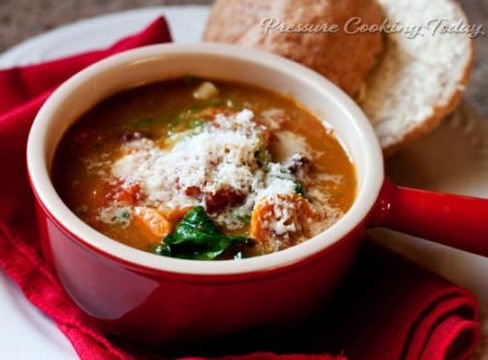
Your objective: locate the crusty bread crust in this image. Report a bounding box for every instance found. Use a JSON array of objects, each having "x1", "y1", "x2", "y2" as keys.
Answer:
[
  {"x1": 204, "y1": 0, "x2": 474, "y2": 155},
  {"x1": 381, "y1": 0, "x2": 474, "y2": 156},
  {"x1": 204, "y1": 0, "x2": 384, "y2": 97}
]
